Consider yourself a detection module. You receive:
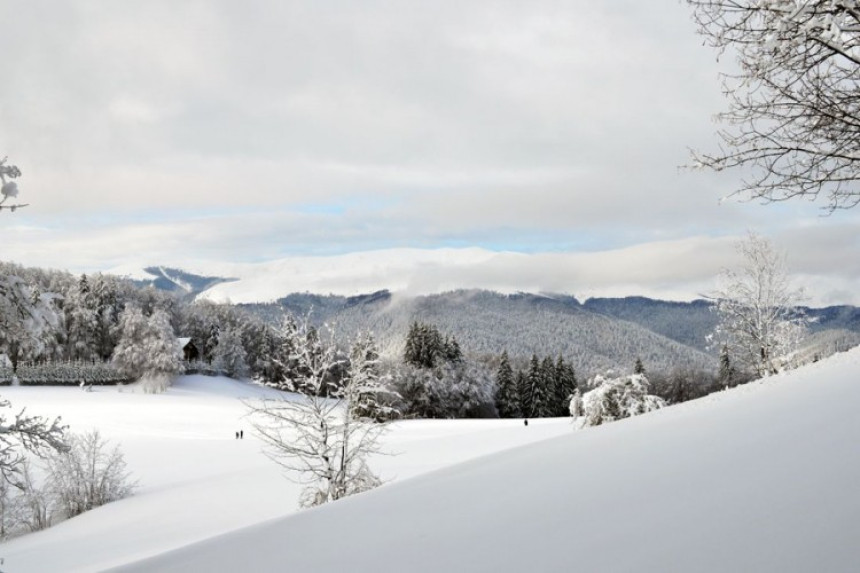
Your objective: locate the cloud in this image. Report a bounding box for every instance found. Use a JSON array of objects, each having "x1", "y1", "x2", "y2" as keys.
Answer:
[{"x1": 0, "y1": 0, "x2": 857, "y2": 306}]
